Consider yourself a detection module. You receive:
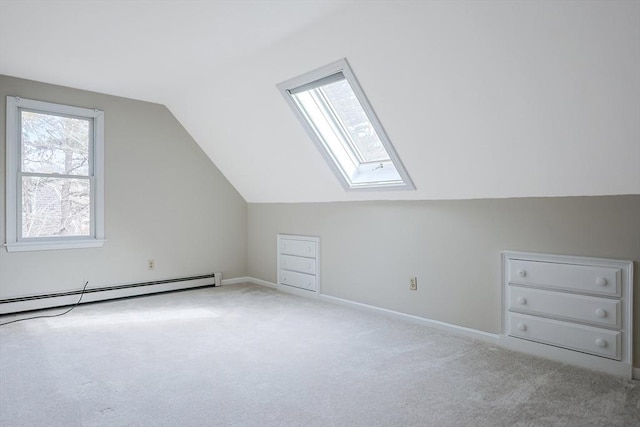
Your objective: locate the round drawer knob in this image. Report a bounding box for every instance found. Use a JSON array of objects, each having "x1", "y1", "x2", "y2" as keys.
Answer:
[
  {"x1": 307, "y1": 281, "x2": 311, "y2": 286},
  {"x1": 516, "y1": 323, "x2": 527, "y2": 332},
  {"x1": 517, "y1": 297, "x2": 527, "y2": 305},
  {"x1": 517, "y1": 270, "x2": 527, "y2": 278},
  {"x1": 595, "y1": 308, "x2": 607, "y2": 318},
  {"x1": 306, "y1": 247, "x2": 311, "y2": 252},
  {"x1": 595, "y1": 338, "x2": 607, "y2": 348},
  {"x1": 307, "y1": 263, "x2": 311, "y2": 270},
  {"x1": 283, "y1": 260, "x2": 287, "y2": 265},
  {"x1": 595, "y1": 277, "x2": 607, "y2": 286}
]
